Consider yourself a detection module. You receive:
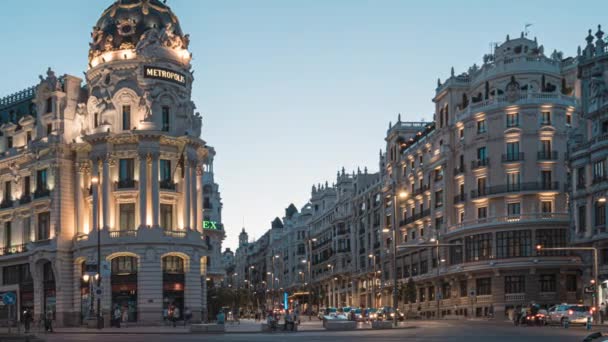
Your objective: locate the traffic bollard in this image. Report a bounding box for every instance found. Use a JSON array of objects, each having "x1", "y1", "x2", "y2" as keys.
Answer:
[{"x1": 587, "y1": 316, "x2": 592, "y2": 330}]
